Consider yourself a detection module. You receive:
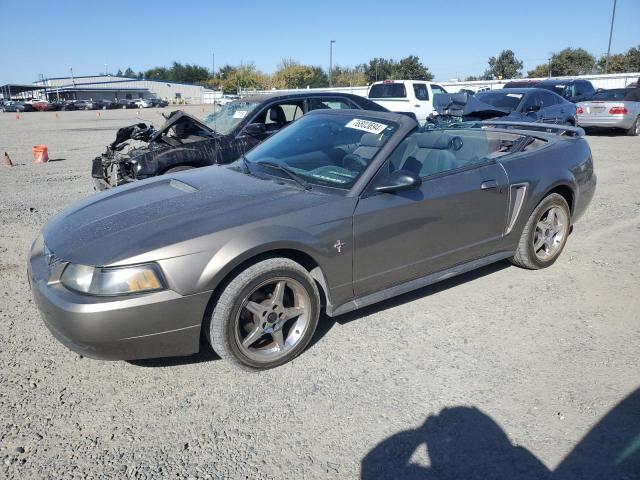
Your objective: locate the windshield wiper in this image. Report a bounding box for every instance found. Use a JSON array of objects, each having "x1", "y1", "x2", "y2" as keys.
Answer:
[
  {"x1": 257, "y1": 161, "x2": 311, "y2": 190},
  {"x1": 240, "y1": 155, "x2": 252, "y2": 174}
]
